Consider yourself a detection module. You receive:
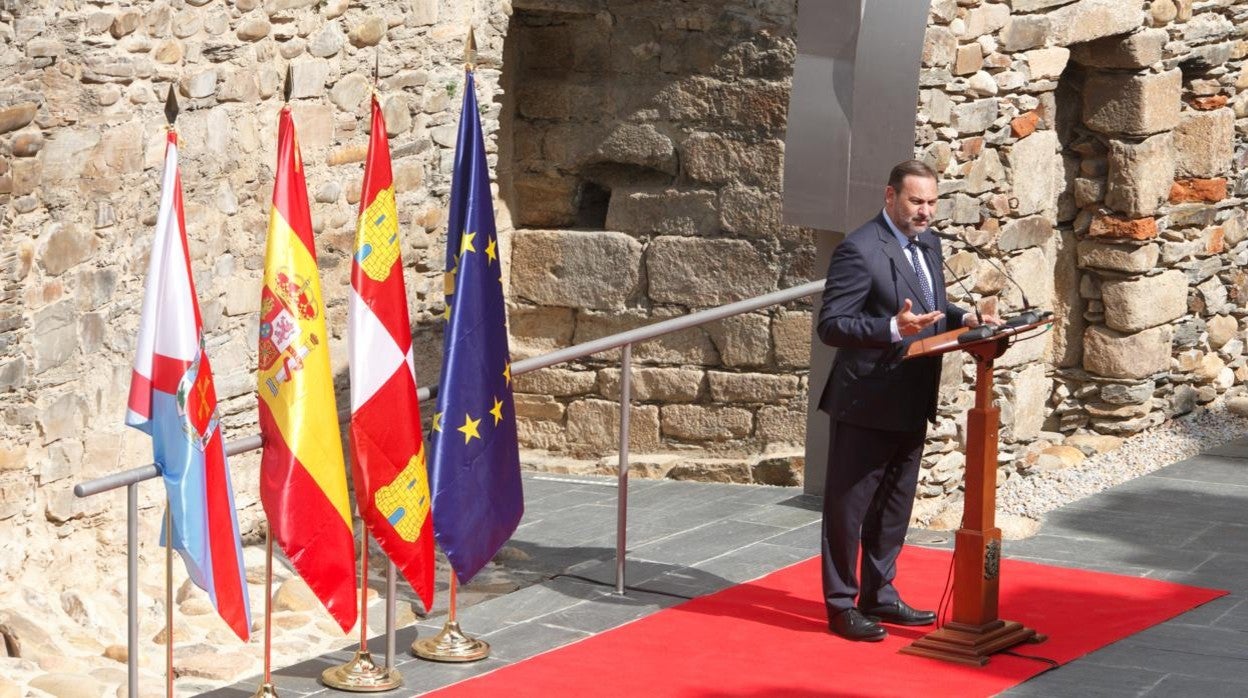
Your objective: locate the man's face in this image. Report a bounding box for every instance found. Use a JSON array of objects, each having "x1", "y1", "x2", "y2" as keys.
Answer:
[{"x1": 884, "y1": 174, "x2": 938, "y2": 237}]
